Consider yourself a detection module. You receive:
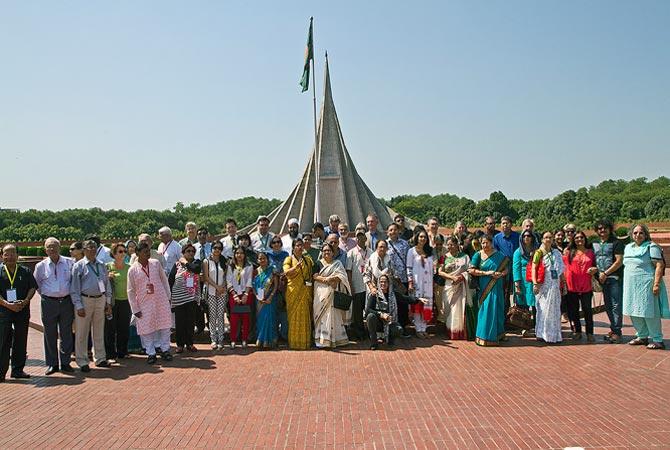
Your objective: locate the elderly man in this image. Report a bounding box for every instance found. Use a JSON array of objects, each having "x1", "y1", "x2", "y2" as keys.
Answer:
[
  {"x1": 220, "y1": 218, "x2": 239, "y2": 259},
  {"x1": 250, "y1": 215, "x2": 275, "y2": 252},
  {"x1": 321, "y1": 234, "x2": 347, "y2": 266},
  {"x1": 129, "y1": 233, "x2": 166, "y2": 268},
  {"x1": 0, "y1": 244, "x2": 38, "y2": 382},
  {"x1": 34, "y1": 237, "x2": 75, "y2": 375},
  {"x1": 86, "y1": 235, "x2": 113, "y2": 264},
  {"x1": 338, "y1": 223, "x2": 357, "y2": 252},
  {"x1": 324, "y1": 214, "x2": 341, "y2": 236},
  {"x1": 157, "y1": 227, "x2": 181, "y2": 274},
  {"x1": 179, "y1": 222, "x2": 198, "y2": 246},
  {"x1": 483, "y1": 216, "x2": 499, "y2": 237},
  {"x1": 345, "y1": 230, "x2": 370, "y2": 340},
  {"x1": 365, "y1": 213, "x2": 384, "y2": 250},
  {"x1": 427, "y1": 217, "x2": 445, "y2": 248},
  {"x1": 281, "y1": 218, "x2": 302, "y2": 254},
  {"x1": 70, "y1": 240, "x2": 112, "y2": 372}
]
